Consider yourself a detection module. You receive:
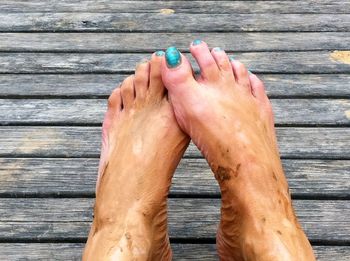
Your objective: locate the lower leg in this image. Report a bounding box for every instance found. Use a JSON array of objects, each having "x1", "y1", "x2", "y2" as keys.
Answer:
[
  {"x1": 160, "y1": 41, "x2": 315, "y2": 260},
  {"x1": 216, "y1": 154, "x2": 314, "y2": 261},
  {"x1": 83, "y1": 161, "x2": 173, "y2": 261},
  {"x1": 83, "y1": 53, "x2": 189, "y2": 260}
]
